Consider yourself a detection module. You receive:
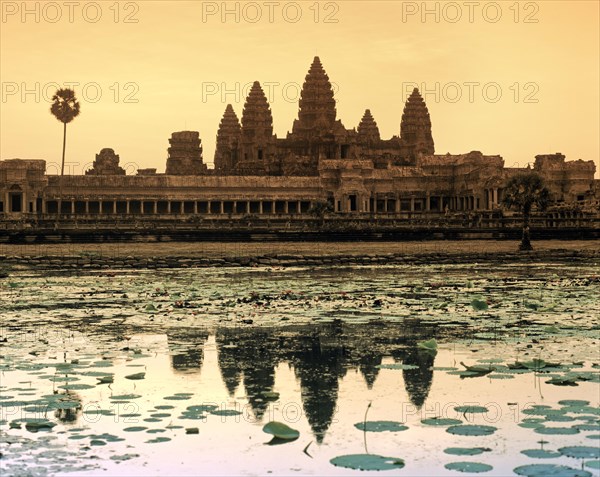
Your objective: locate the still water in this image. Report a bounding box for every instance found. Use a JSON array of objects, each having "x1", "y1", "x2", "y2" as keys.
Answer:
[{"x1": 1, "y1": 262, "x2": 599, "y2": 476}]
